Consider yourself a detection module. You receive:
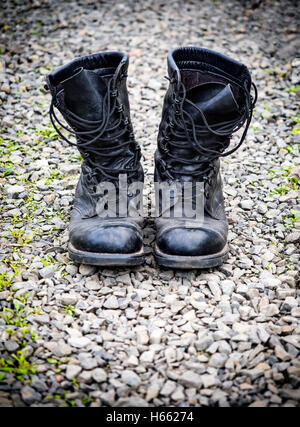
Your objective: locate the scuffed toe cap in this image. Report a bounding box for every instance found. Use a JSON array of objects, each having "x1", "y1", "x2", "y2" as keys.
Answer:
[
  {"x1": 156, "y1": 227, "x2": 226, "y2": 257},
  {"x1": 71, "y1": 223, "x2": 143, "y2": 254}
]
